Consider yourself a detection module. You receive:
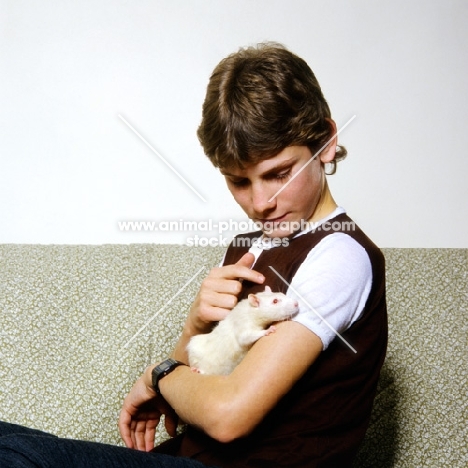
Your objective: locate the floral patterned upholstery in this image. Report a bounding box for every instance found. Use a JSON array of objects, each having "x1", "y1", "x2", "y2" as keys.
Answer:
[{"x1": 0, "y1": 245, "x2": 466, "y2": 466}]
